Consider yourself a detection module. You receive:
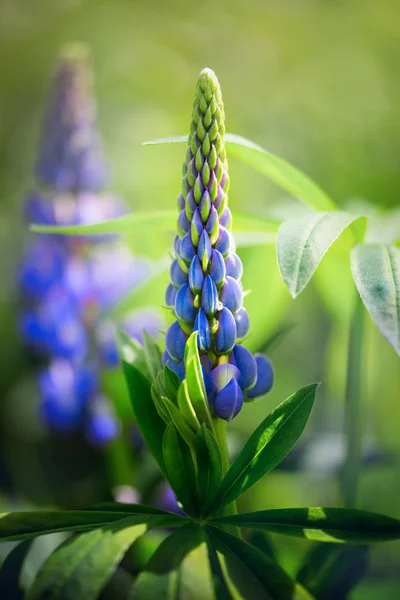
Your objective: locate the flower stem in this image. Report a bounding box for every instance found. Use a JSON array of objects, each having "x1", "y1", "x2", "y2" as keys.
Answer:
[
  {"x1": 213, "y1": 418, "x2": 237, "y2": 518},
  {"x1": 341, "y1": 292, "x2": 365, "y2": 508}
]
